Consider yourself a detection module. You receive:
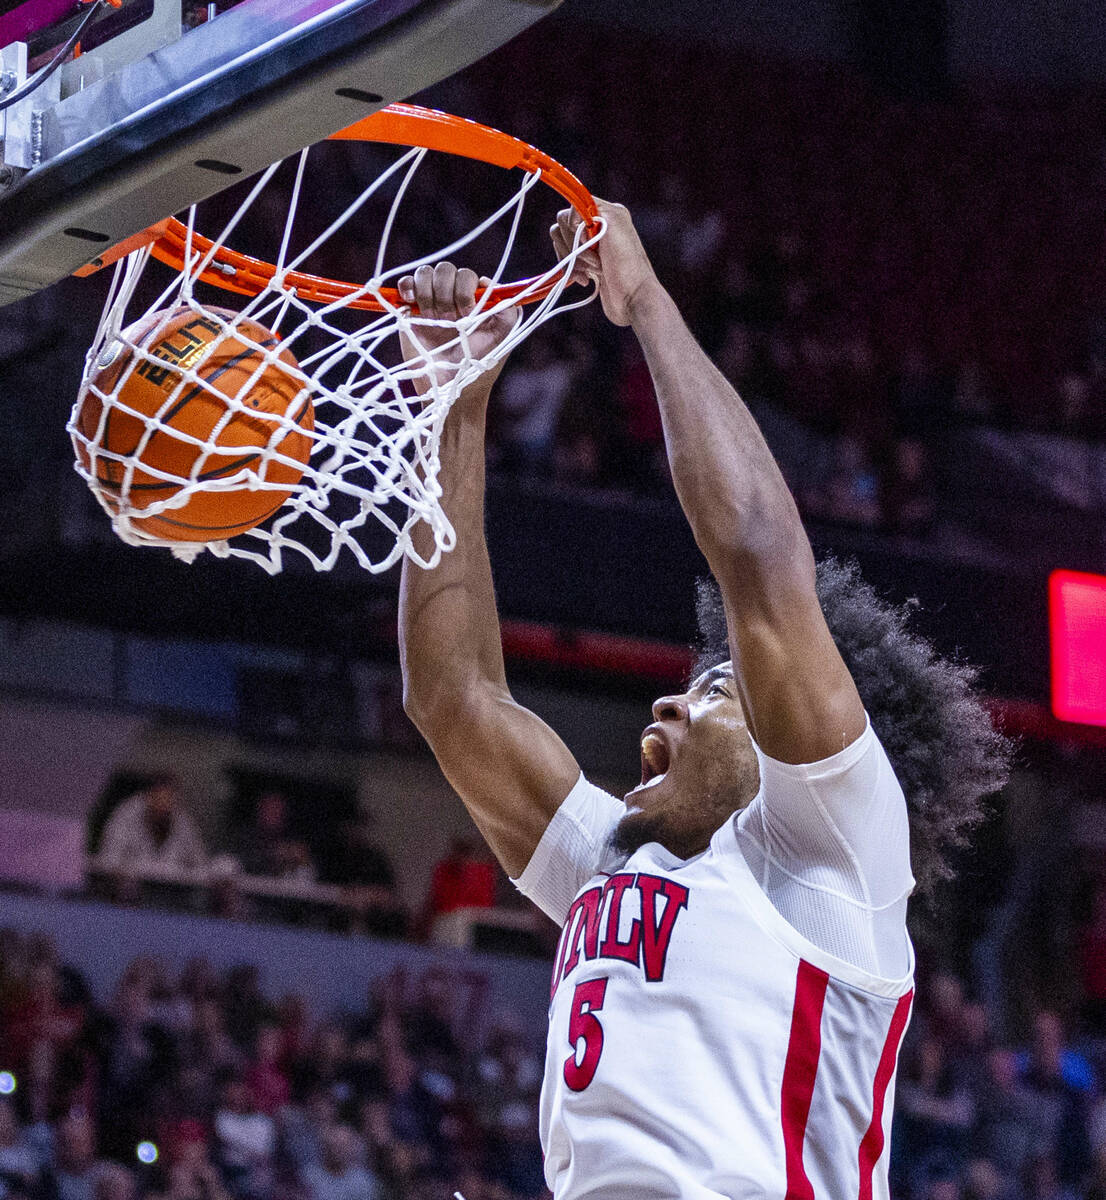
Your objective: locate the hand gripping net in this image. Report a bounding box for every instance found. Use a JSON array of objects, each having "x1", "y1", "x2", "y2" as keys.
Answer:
[{"x1": 69, "y1": 106, "x2": 604, "y2": 575}]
